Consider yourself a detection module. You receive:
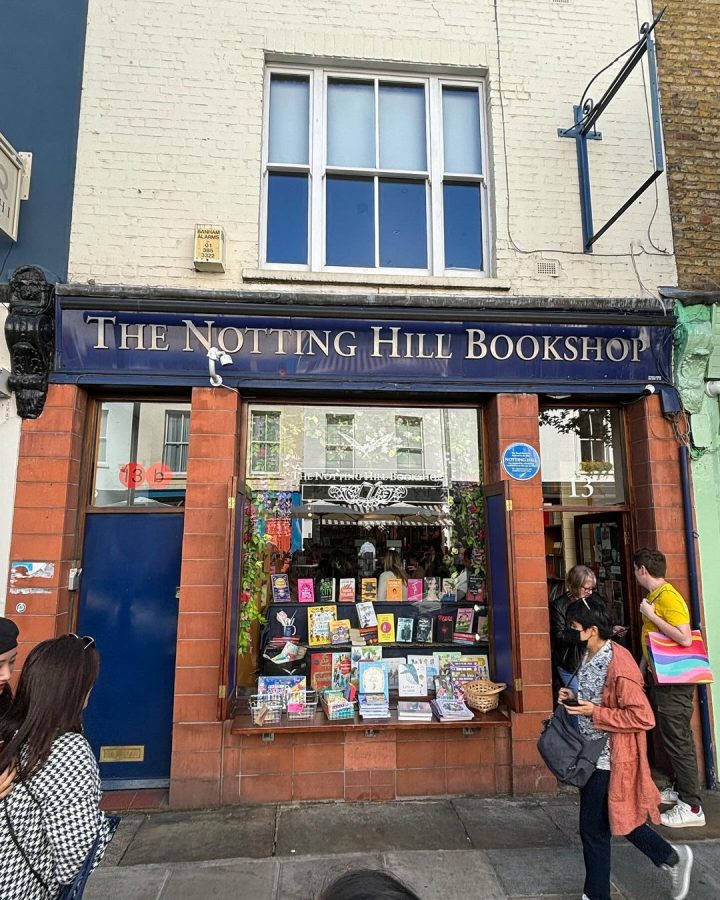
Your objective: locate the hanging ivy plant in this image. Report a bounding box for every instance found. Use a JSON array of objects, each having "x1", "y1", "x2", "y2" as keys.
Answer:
[
  {"x1": 450, "y1": 482, "x2": 486, "y2": 574},
  {"x1": 238, "y1": 497, "x2": 269, "y2": 657}
]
